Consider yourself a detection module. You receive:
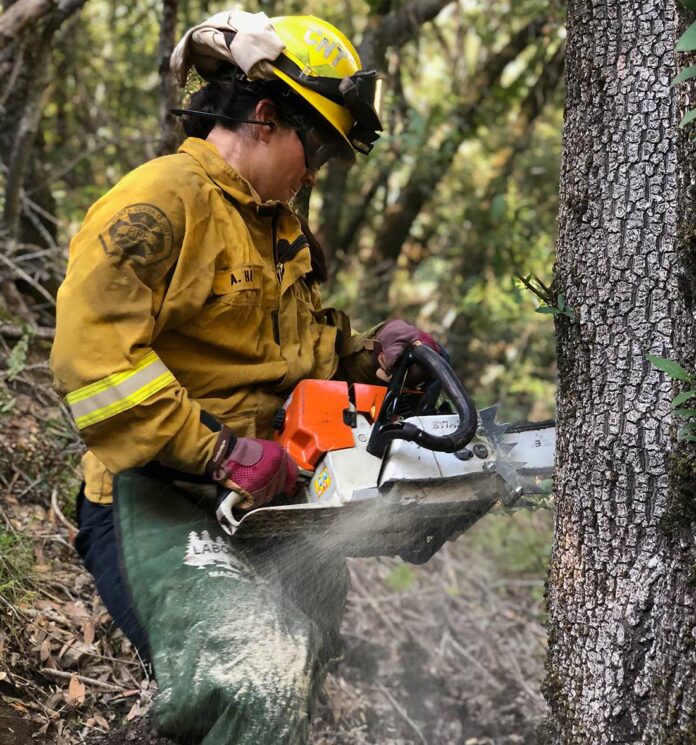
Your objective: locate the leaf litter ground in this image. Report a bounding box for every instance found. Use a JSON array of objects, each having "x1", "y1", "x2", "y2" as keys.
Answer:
[{"x1": 0, "y1": 349, "x2": 550, "y2": 744}]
